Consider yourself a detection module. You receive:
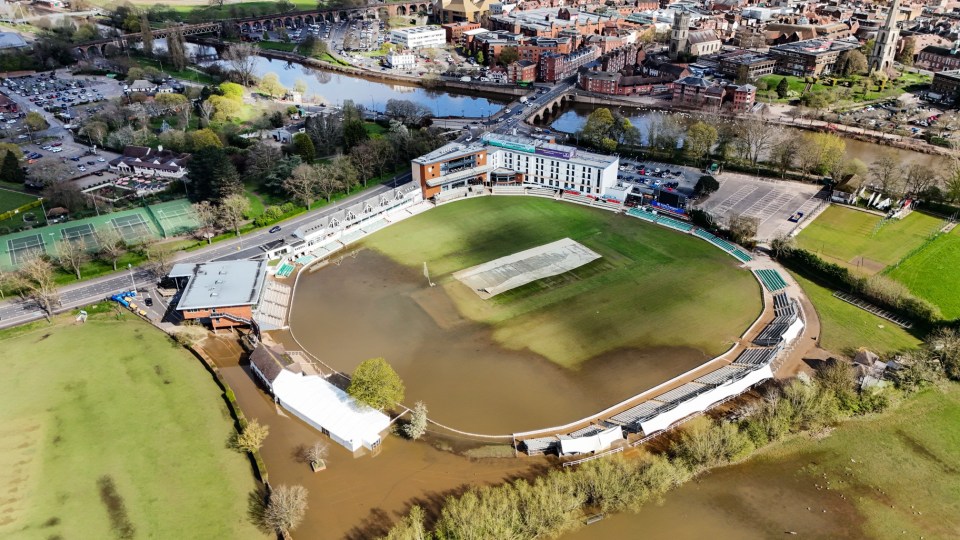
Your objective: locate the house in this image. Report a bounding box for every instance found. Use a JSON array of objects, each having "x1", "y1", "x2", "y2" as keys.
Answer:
[
  {"x1": 386, "y1": 50, "x2": 417, "y2": 69},
  {"x1": 507, "y1": 60, "x2": 537, "y2": 84},
  {"x1": 125, "y1": 79, "x2": 156, "y2": 94},
  {"x1": 248, "y1": 342, "x2": 390, "y2": 452},
  {"x1": 168, "y1": 260, "x2": 268, "y2": 330},
  {"x1": 272, "y1": 124, "x2": 306, "y2": 144},
  {"x1": 108, "y1": 145, "x2": 190, "y2": 179},
  {"x1": 487, "y1": 66, "x2": 508, "y2": 84},
  {"x1": 686, "y1": 30, "x2": 722, "y2": 57}
]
